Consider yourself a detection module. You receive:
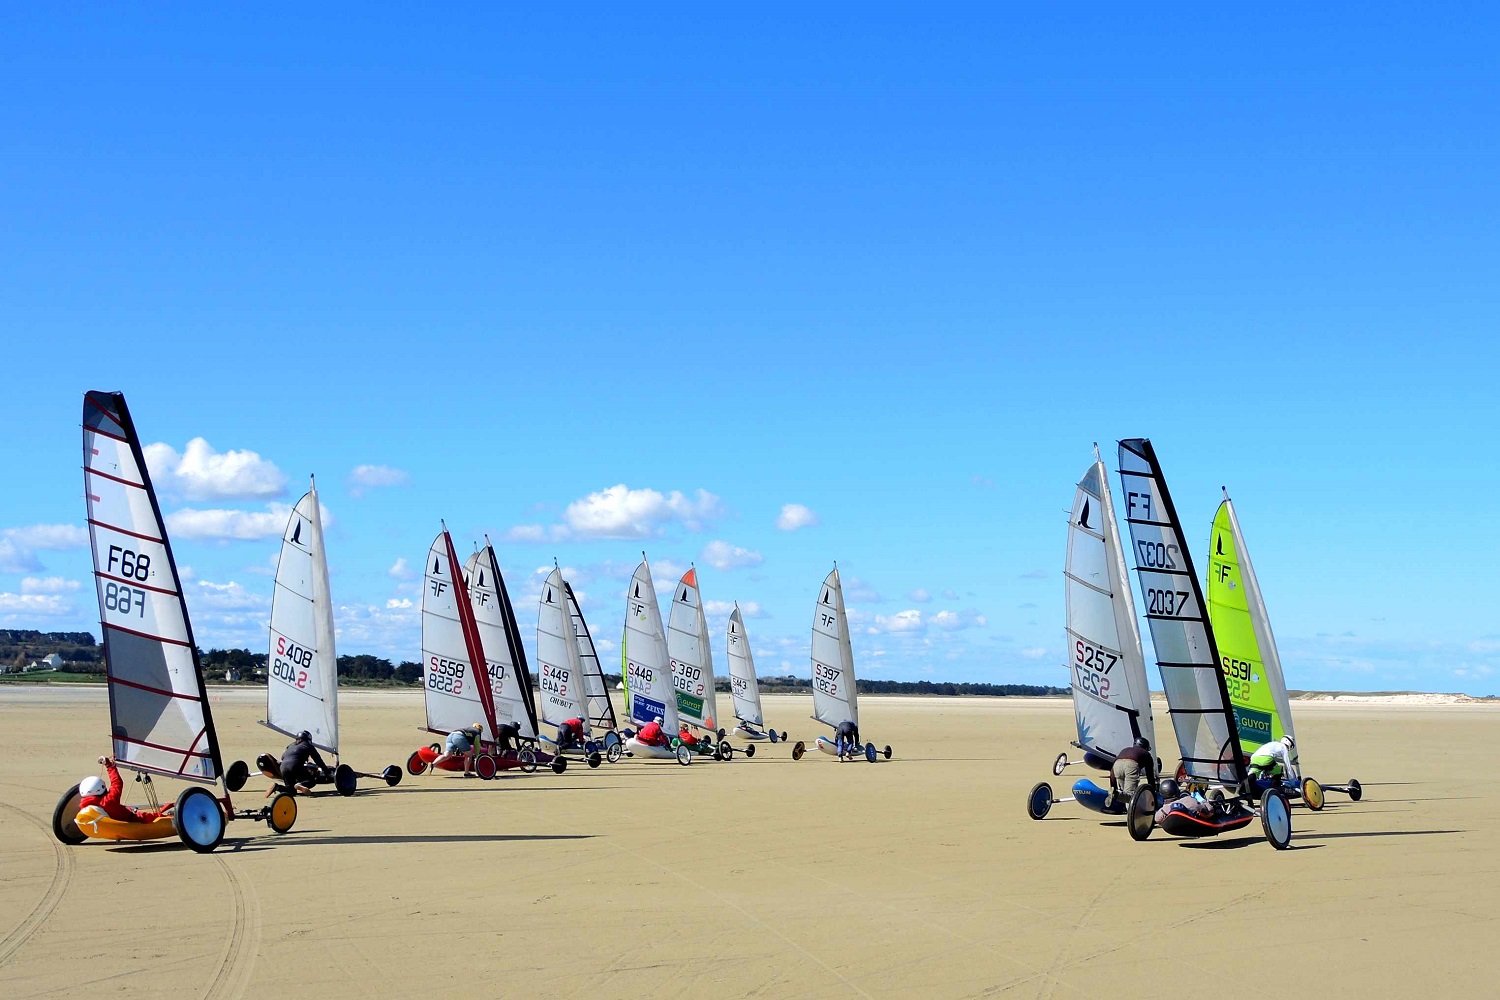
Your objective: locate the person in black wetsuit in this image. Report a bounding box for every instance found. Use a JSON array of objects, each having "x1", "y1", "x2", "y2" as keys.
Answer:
[
  {"x1": 494, "y1": 721, "x2": 522, "y2": 756},
  {"x1": 279, "y1": 731, "x2": 328, "y2": 796},
  {"x1": 834, "y1": 719, "x2": 861, "y2": 760}
]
